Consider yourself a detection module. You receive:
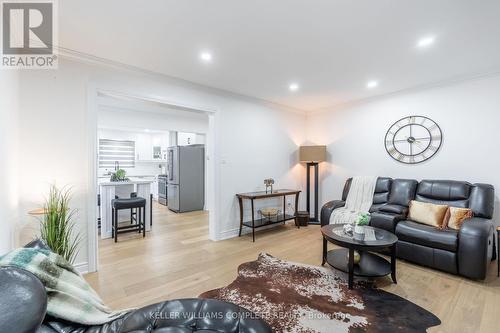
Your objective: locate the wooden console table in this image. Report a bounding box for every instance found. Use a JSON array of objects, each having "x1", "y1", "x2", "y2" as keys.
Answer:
[{"x1": 236, "y1": 189, "x2": 301, "y2": 242}]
